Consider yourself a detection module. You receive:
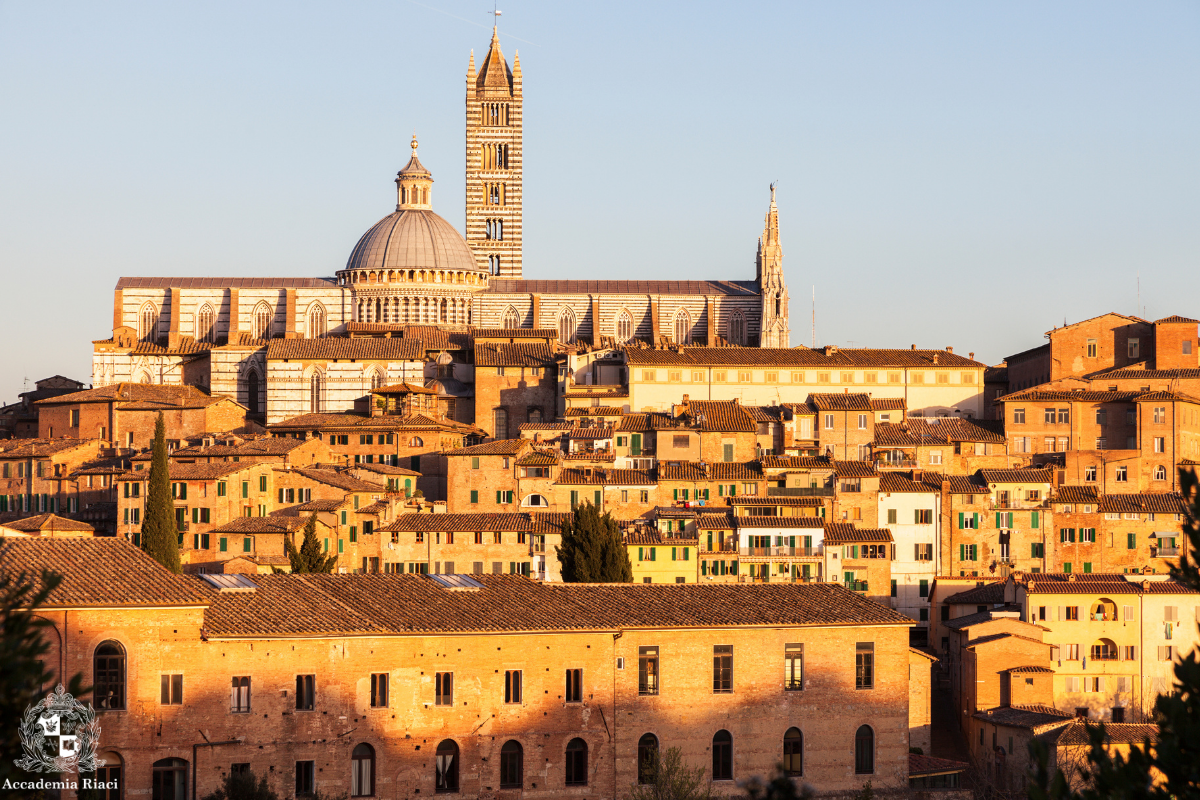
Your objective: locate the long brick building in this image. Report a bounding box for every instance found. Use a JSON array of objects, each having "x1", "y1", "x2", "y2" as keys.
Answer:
[{"x1": 12, "y1": 537, "x2": 928, "y2": 798}]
